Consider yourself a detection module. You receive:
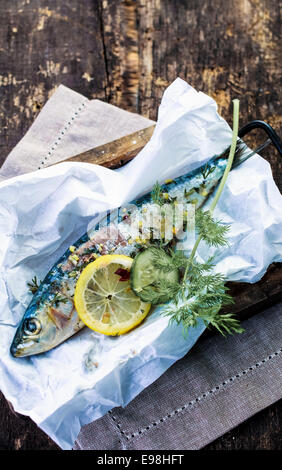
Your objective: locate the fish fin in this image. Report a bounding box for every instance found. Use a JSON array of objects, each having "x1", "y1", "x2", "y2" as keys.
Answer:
[
  {"x1": 219, "y1": 139, "x2": 260, "y2": 170},
  {"x1": 231, "y1": 140, "x2": 258, "y2": 169}
]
